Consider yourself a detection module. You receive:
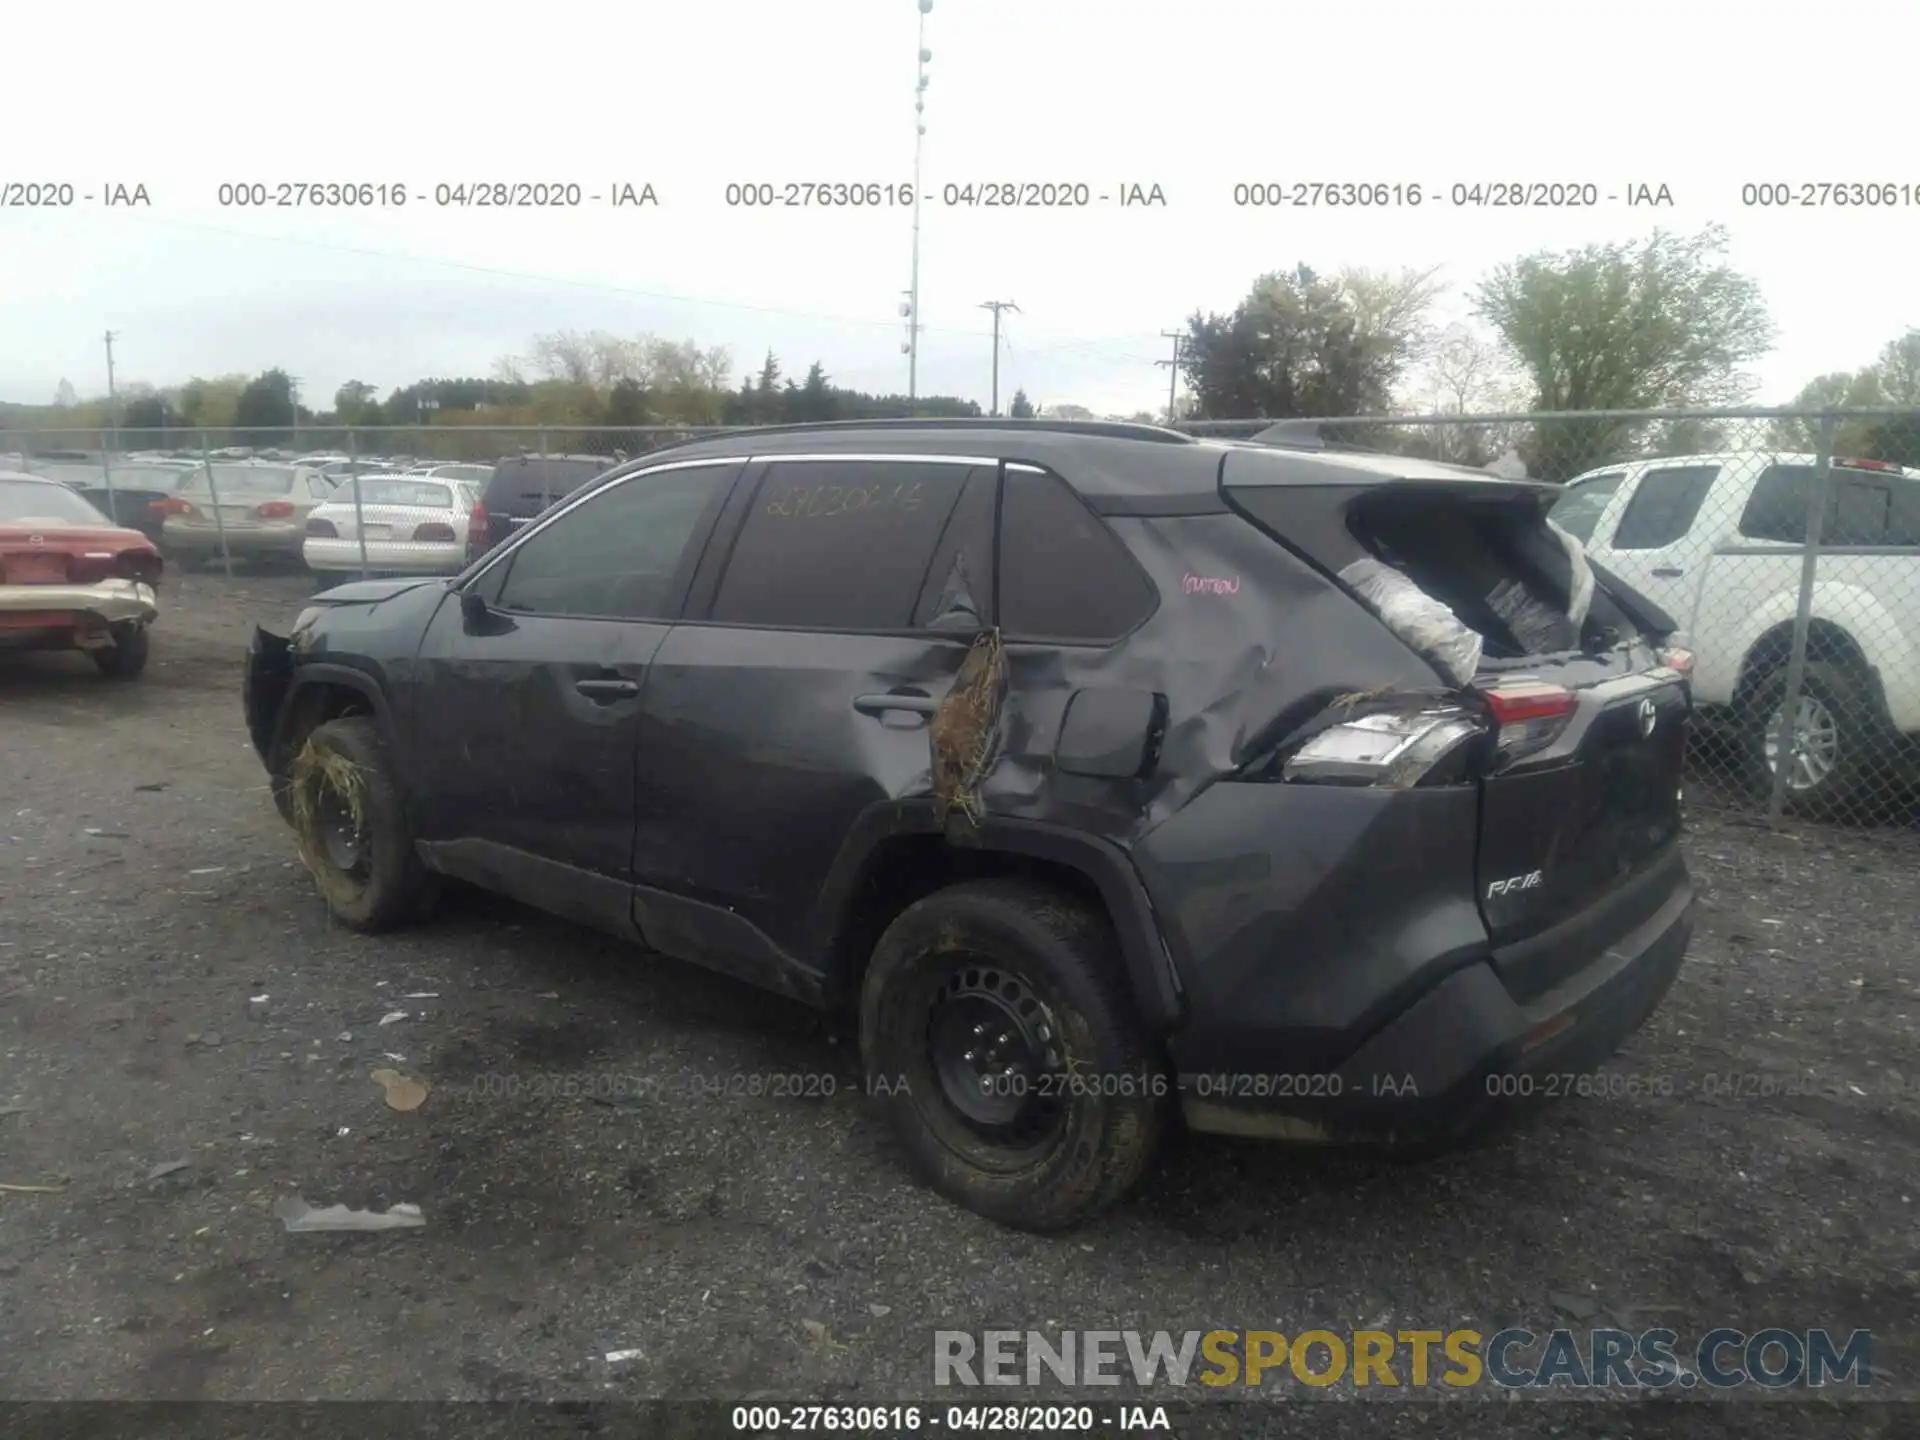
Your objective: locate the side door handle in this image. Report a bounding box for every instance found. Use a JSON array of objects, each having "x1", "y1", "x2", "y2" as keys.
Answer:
[
  {"x1": 575, "y1": 677, "x2": 641, "y2": 701},
  {"x1": 853, "y1": 689, "x2": 941, "y2": 718},
  {"x1": 1651, "y1": 566, "x2": 1684, "y2": 578}
]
